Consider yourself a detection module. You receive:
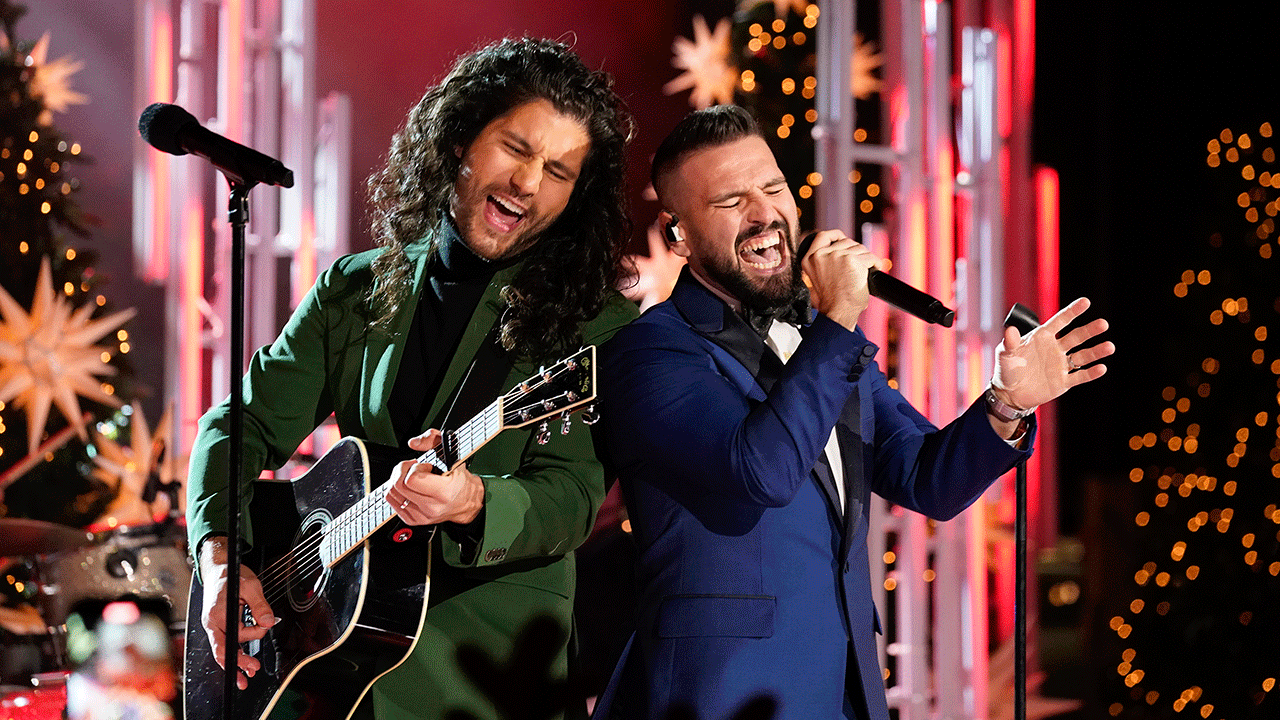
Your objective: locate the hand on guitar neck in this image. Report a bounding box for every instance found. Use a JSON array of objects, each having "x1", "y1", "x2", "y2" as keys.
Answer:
[
  {"x1": 385, "y1": 428, "x2": 486, "y2": 526},
  {"x1": 198, "y1": 535, "x2": 278, "y2": 690}
]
